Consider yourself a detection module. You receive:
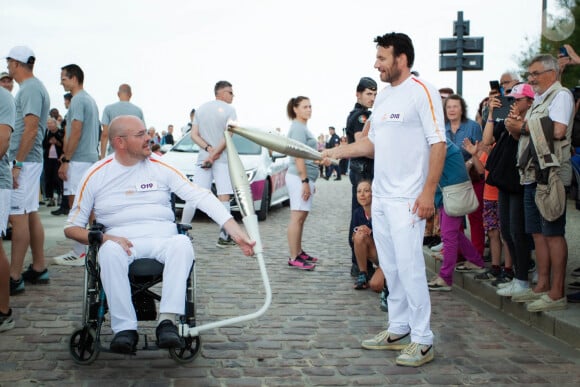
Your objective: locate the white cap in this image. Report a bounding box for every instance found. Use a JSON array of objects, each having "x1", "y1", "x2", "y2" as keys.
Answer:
[{"x1": 6, "y1": 46, "x2": 35, "y2": 64}]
